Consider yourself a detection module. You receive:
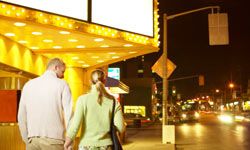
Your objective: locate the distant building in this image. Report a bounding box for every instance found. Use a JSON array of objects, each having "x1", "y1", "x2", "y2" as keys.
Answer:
[
  {"x1": 247, "y1": 80, "x2": 250, "y2": 97},
  {"x1": 109, "y1": 55, "x2": 158, "y2": 118}
]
